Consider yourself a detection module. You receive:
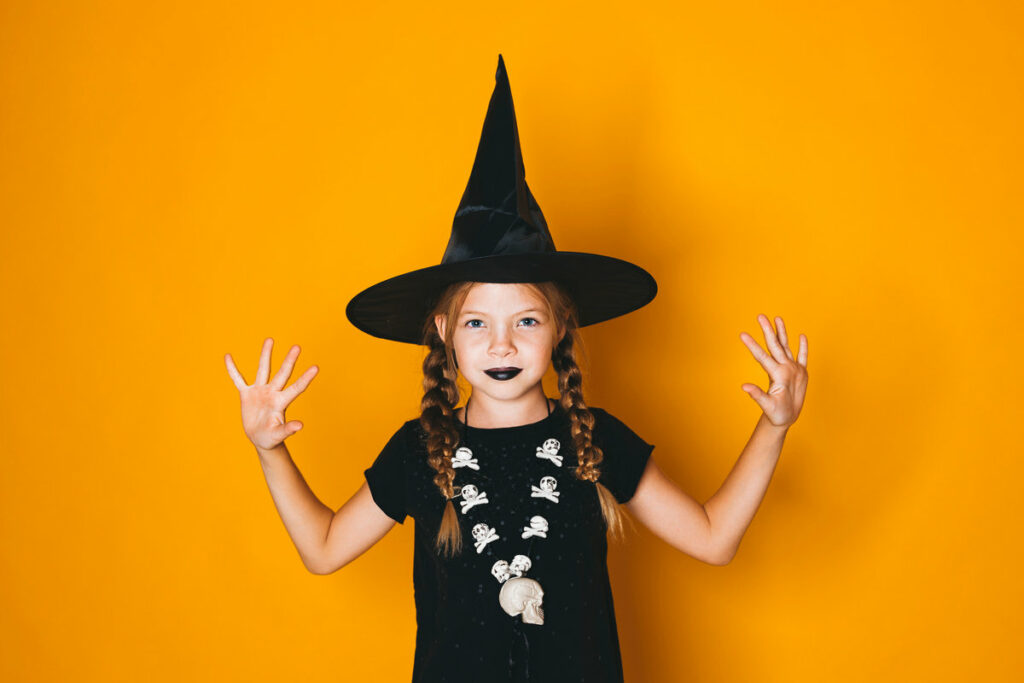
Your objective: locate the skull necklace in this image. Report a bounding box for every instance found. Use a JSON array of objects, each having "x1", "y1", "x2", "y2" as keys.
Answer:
[{"x1": 452, "y1": 398, "x2": 563, "y2": 626}]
